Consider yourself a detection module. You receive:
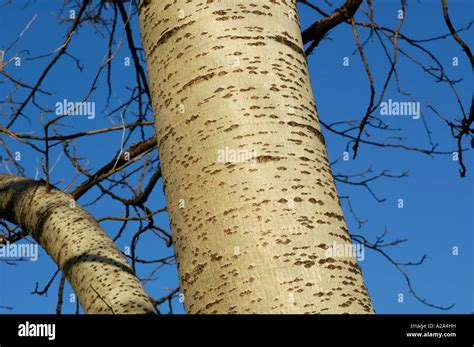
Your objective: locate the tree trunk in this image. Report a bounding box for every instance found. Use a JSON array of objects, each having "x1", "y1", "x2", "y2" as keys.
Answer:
[
  {"x1": 138, "y1": 0, "x2": 374, "y2": 313},
  {"x1": 0, "y1": 174, "x2": 156, "y2": 314}
]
